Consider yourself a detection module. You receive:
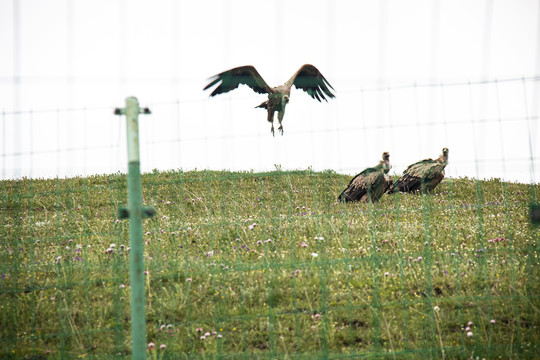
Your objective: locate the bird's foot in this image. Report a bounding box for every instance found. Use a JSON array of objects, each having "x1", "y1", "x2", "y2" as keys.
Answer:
[
  {"x1": 271, "y1": 126, "x2": 275, "y2": 137},
  {"x1": 278, "y1": 125, "x2": 284, "y2": 135}
]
